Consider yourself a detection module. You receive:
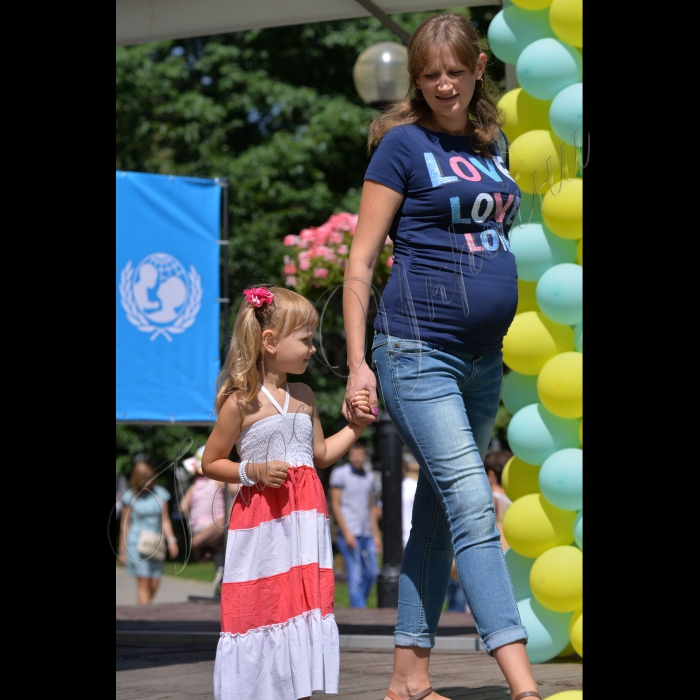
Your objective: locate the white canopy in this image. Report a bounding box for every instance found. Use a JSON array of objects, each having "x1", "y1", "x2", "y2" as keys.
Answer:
[{"x1": 116, "y1": 0, "x2": 503, "y2": 48}]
